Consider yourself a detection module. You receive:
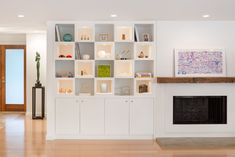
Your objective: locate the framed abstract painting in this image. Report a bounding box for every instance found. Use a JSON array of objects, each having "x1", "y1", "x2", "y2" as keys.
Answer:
[{"x1": 175, "y1": 49, "x2": 226, "y2": 77}]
